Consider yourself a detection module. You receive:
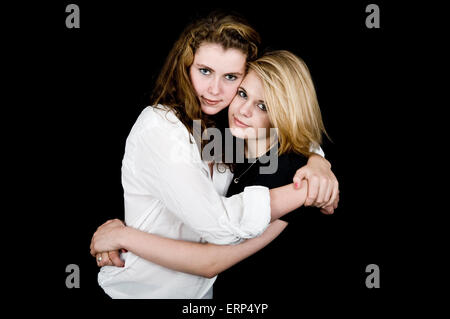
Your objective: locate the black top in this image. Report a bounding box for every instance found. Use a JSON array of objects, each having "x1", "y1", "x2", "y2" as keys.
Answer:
[
  {"x1": 214, "y1": 149, "x2": 327, "y2": 300},
  {"x1": 226, "y1": 149, "x2": 307, "y2": 224}
]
